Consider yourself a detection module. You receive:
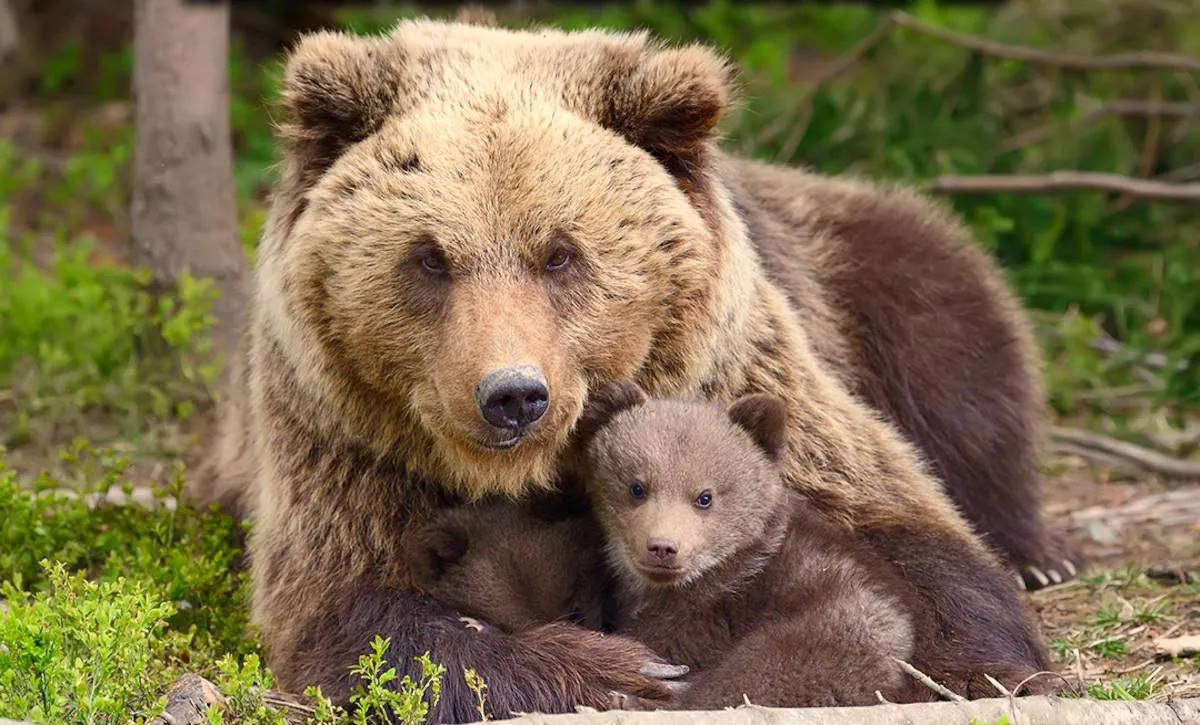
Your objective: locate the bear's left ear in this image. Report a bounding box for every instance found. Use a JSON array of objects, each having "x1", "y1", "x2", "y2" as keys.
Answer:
[
  {"x1": 605, "y1": 44, "x2": 733, "y2": 179},
  {"x1": 574, "y1": 379, "x2": 648, "y2": 445},
  {"x1": 727, "y1": 394, "x2": 788, "y2": 461}
]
